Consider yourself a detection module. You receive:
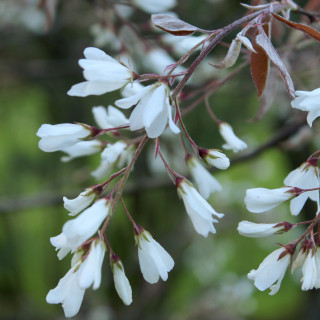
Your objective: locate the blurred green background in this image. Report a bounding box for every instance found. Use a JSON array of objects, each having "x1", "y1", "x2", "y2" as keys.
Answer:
[{"x1": 1, "y1": 0, "x2": 320, "y2": 319}]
